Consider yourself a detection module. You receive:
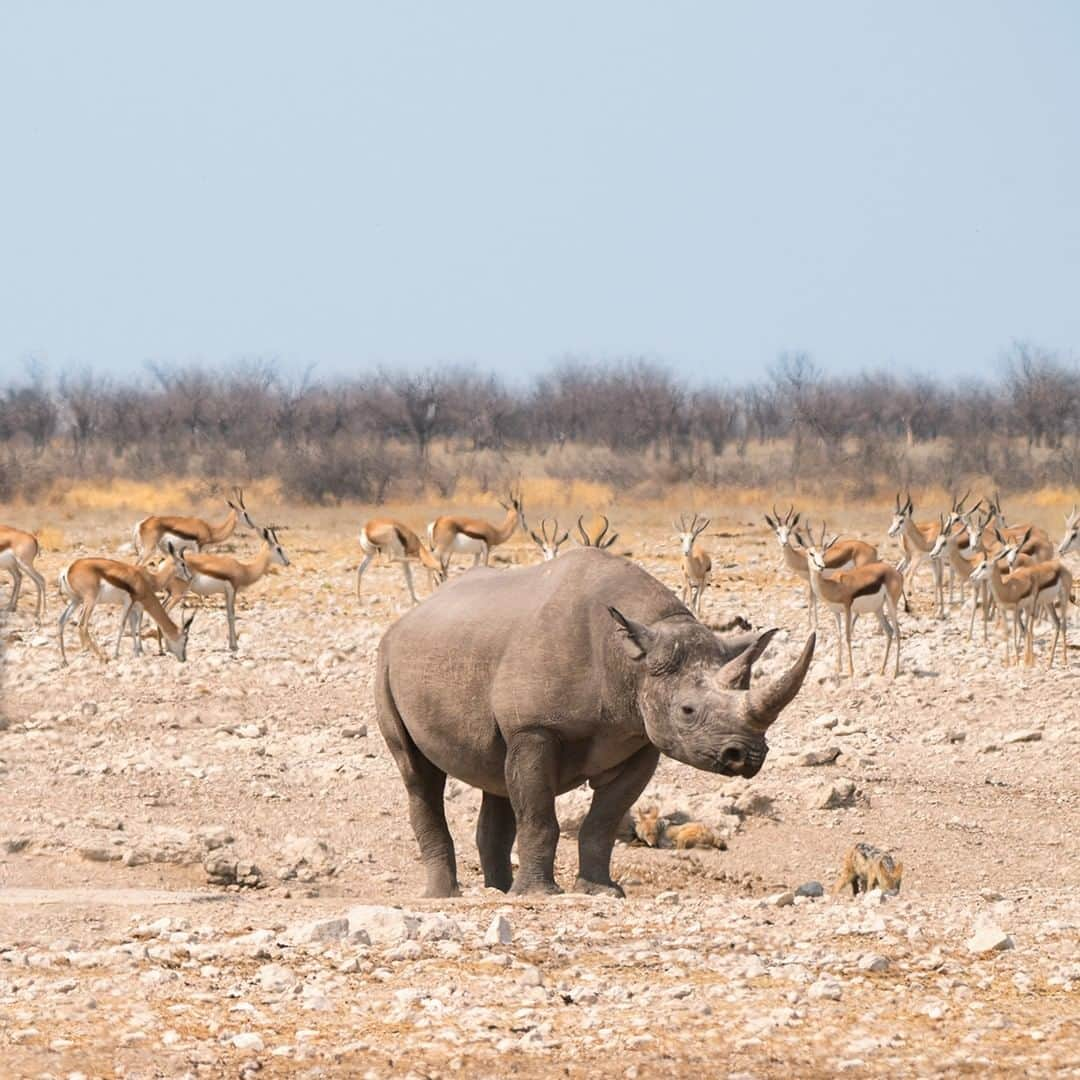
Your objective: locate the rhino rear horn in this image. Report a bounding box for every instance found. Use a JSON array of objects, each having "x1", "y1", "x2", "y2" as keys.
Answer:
[
  {"x1": 746, "y1": 633, "x2": 816, "y2": 731},
  {"x1": 716, "y1": 628, "x2": 779, "y2": 690}
]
